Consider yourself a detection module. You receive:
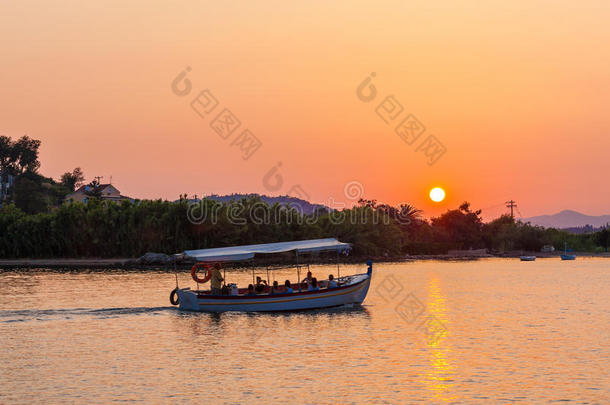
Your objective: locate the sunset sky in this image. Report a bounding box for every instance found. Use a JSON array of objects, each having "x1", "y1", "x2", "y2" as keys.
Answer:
[{"x1": 1, "y1": 1, "x2": 609, "y2": 219}]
